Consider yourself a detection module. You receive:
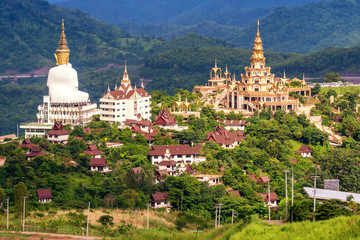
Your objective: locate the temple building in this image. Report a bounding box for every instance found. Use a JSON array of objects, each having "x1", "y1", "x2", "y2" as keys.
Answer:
[
  {"x1": 21, "y1": 20, "x2": 99, "y2": 138},
  {"x1": 194, "y1": 21, "x2": 311, "y2": 115},
  {"x1": 99, "y1": 62, "x2": 151, "y2": 124}
]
